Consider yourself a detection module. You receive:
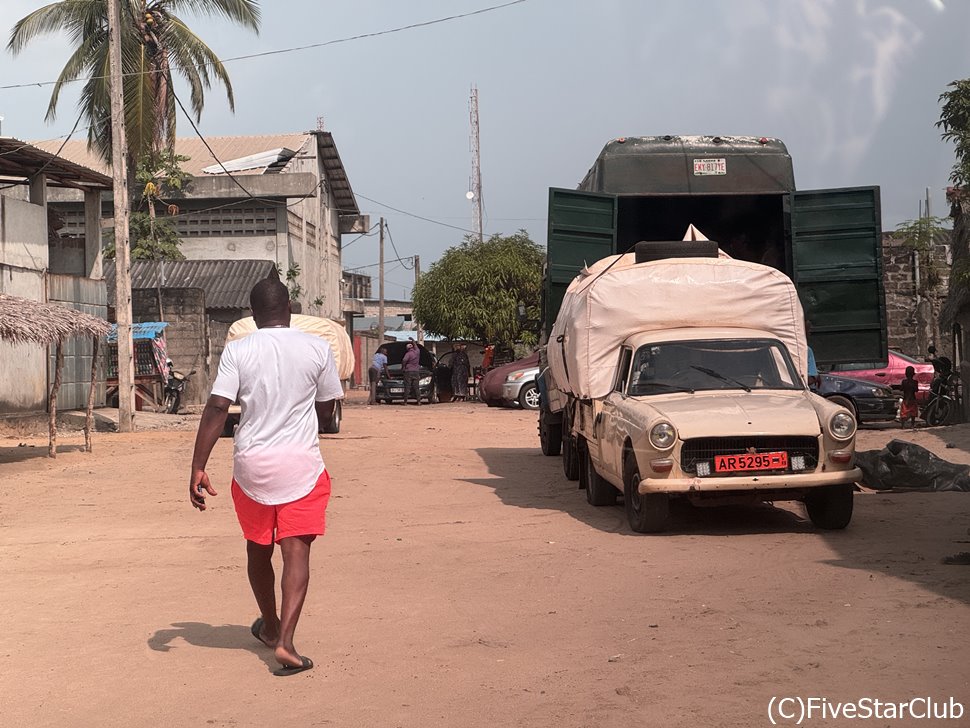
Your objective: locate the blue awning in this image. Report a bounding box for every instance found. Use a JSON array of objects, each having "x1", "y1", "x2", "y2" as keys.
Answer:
[{"x1": 106, "y1": 322, "x2": 168, "y2": 342}]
